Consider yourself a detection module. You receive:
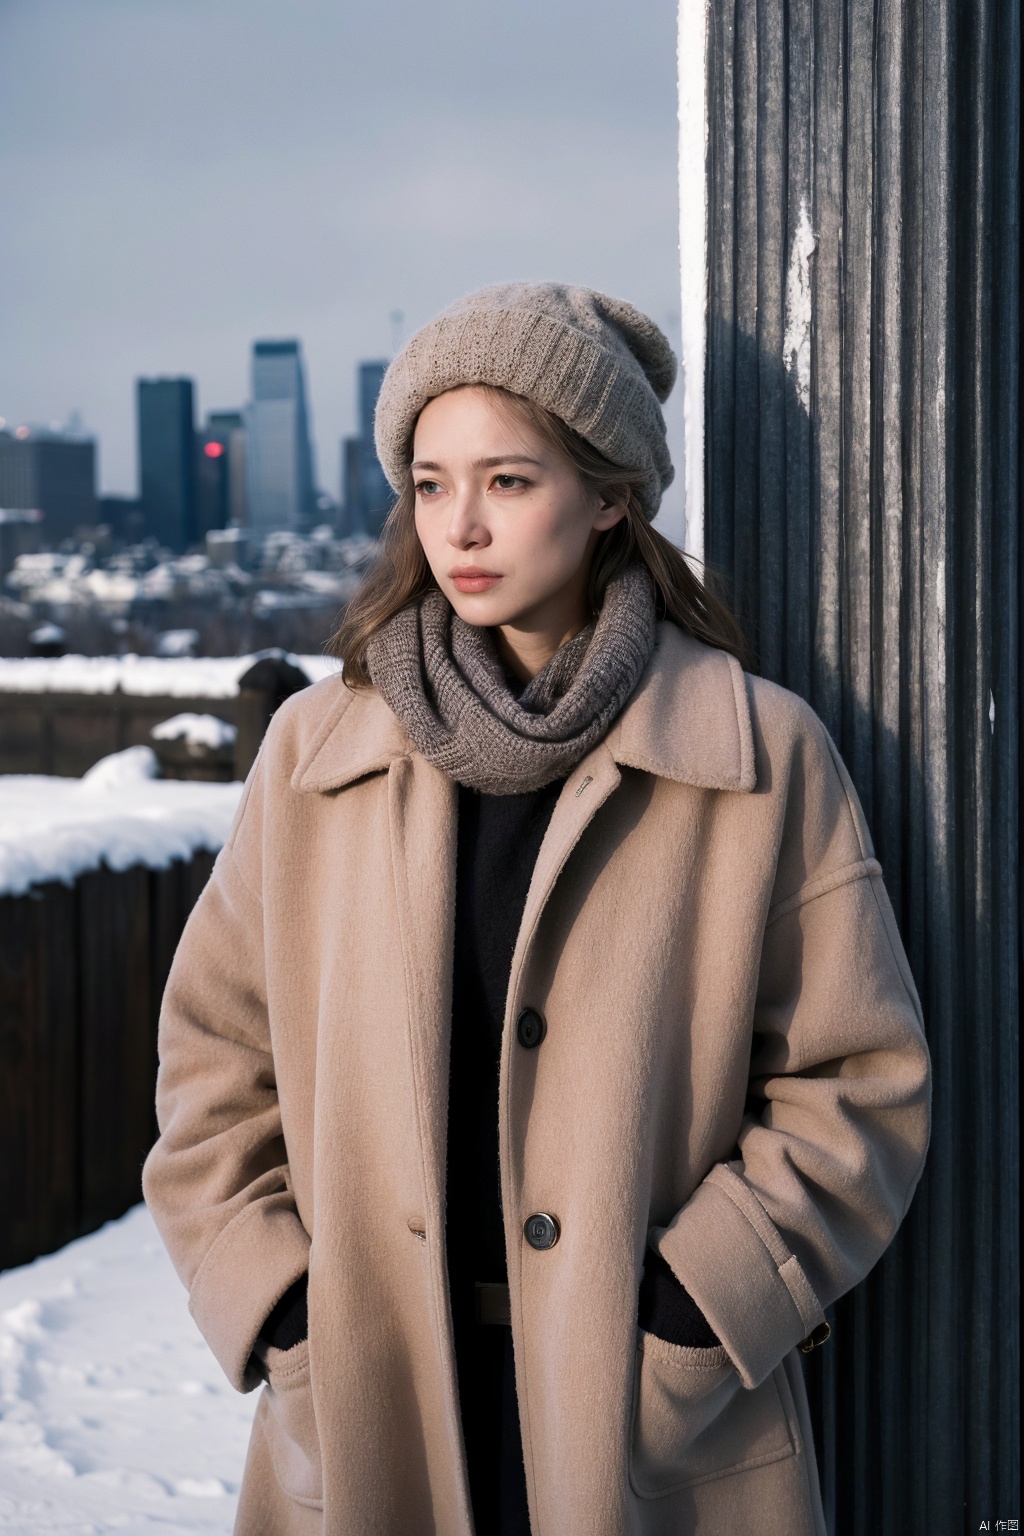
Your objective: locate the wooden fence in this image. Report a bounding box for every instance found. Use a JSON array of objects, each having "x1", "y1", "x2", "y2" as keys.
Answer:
[
  {"x1": 0, "y1": 852, "x2": 215, "y2": 1272},
  {"x1": 0, "y1": 652, "x2": 311, "y2": 780}
]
